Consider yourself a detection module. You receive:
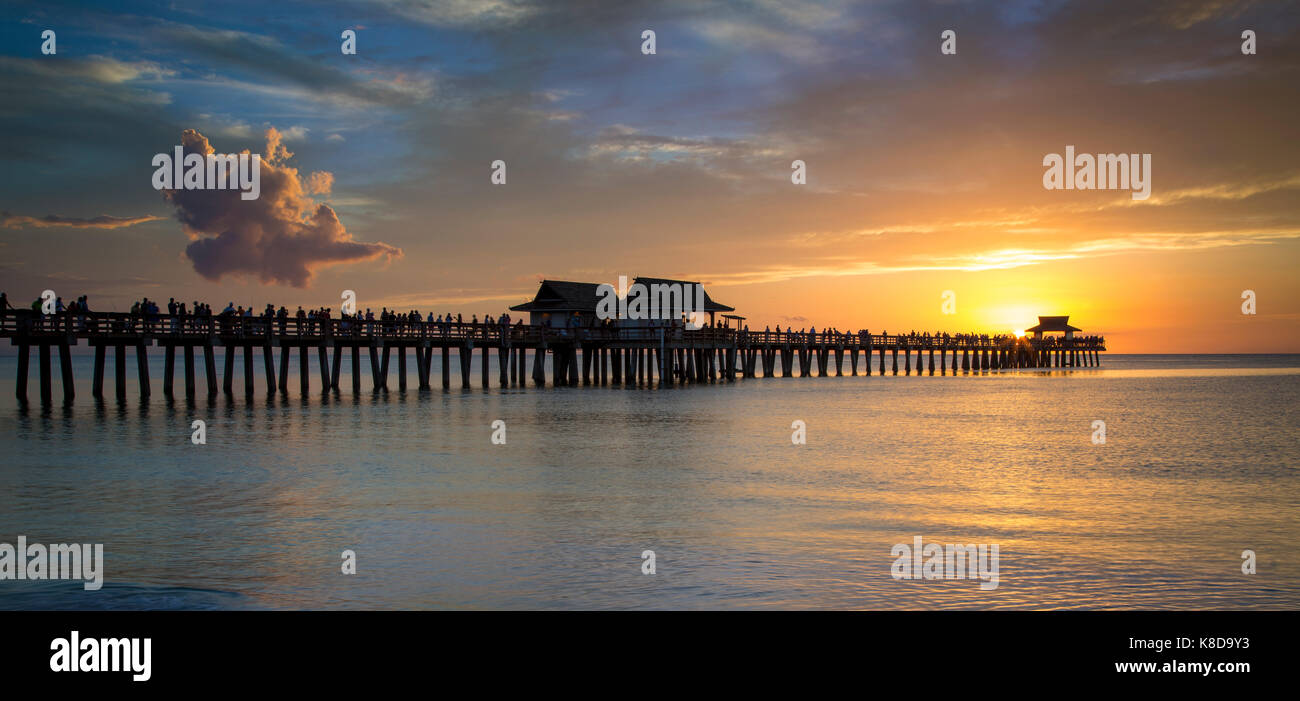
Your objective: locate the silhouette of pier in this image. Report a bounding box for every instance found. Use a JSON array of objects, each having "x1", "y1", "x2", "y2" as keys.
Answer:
[{"x1": 2, "y1": 309, "x2": 1106, "y2": 404}]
